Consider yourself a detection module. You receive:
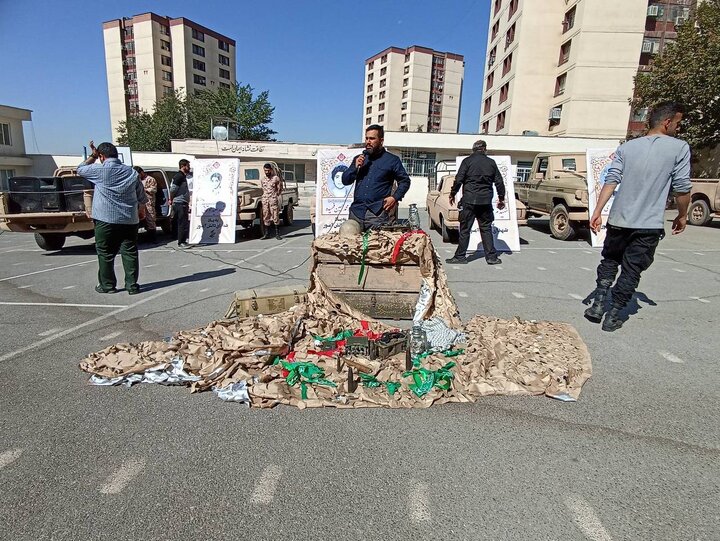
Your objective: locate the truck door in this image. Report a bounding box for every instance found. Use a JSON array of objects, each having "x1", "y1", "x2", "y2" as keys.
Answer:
[{"x1": 528, "y1": 156, "x2": 549, "y2": 210}]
